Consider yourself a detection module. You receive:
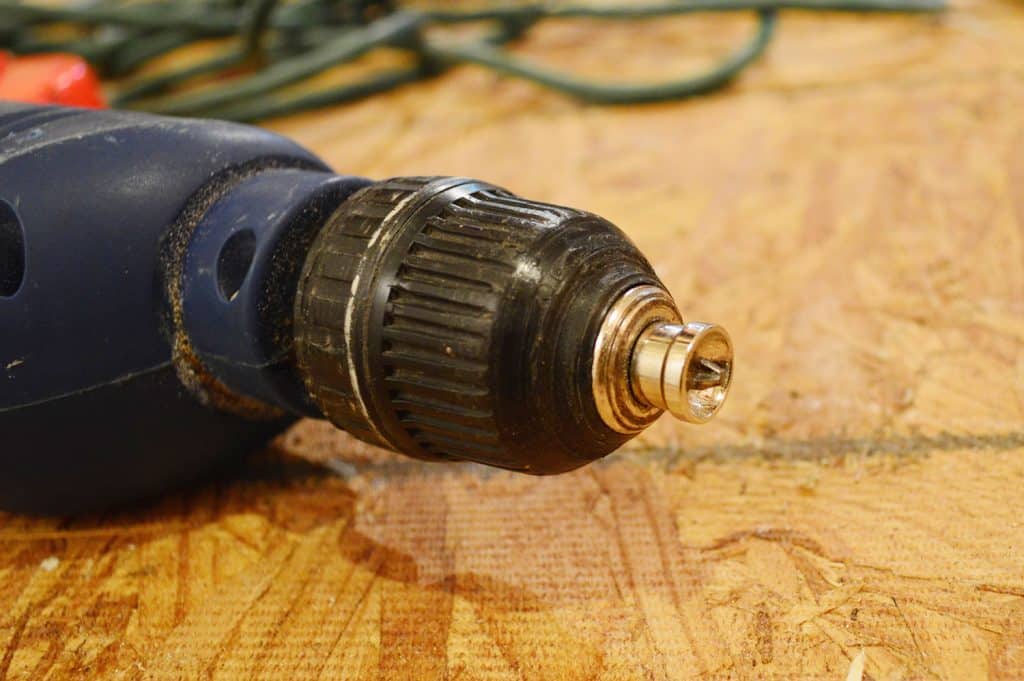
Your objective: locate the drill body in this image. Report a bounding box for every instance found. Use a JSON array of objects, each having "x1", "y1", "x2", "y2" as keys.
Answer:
[
  {"x1": 0, "y1": 102, "x2": 358, "y2": 512},
  {"x1": 0, "y1": 103, "x2": 732, "y2": 514}
]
